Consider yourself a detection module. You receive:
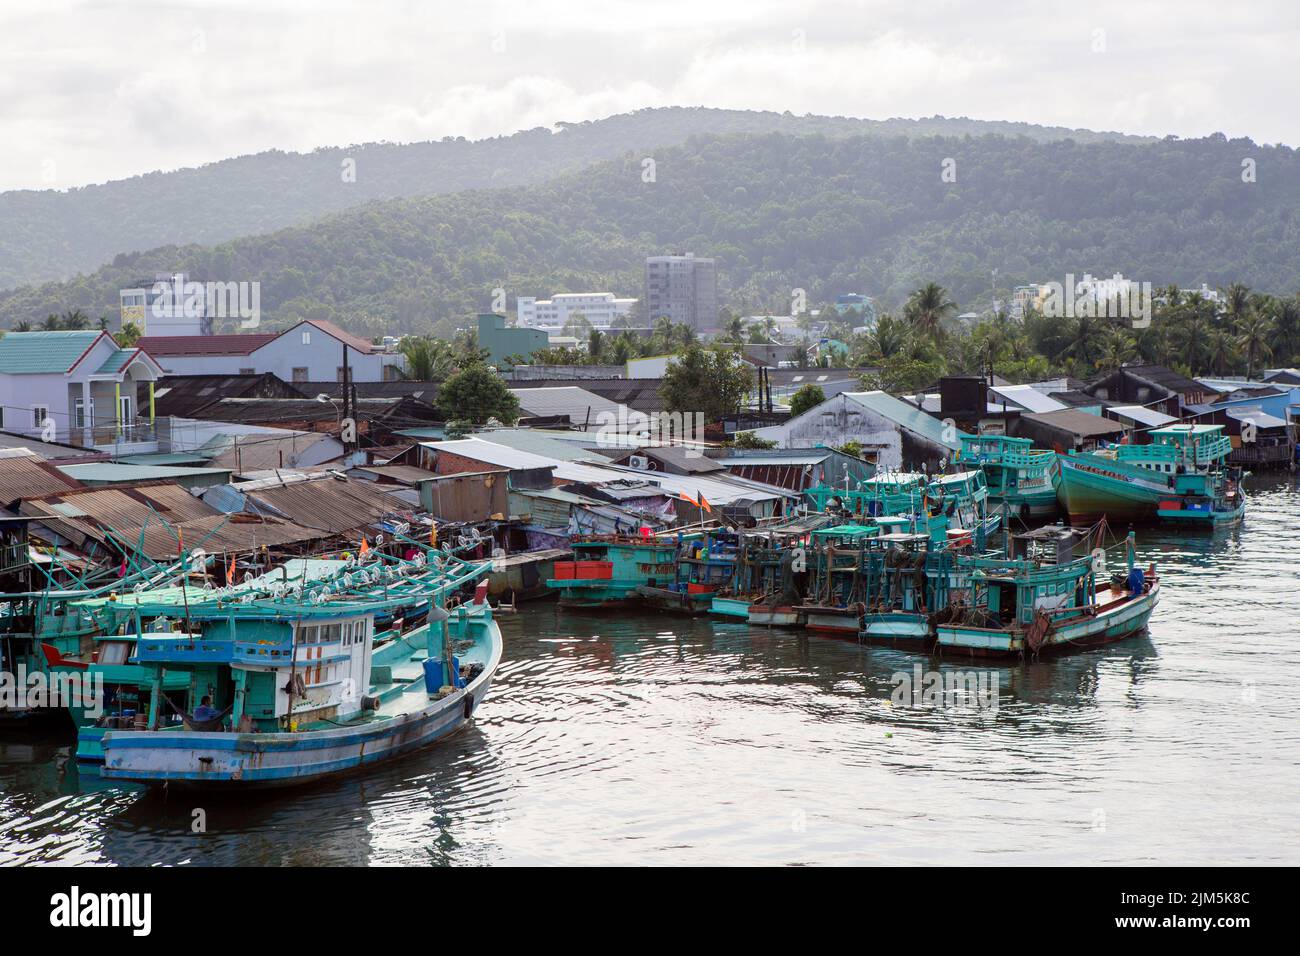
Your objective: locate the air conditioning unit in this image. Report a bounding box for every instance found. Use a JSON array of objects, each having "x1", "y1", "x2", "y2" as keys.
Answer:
[{"x1": 629, "y1": 455, "x2": 649, "y2": 469}]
